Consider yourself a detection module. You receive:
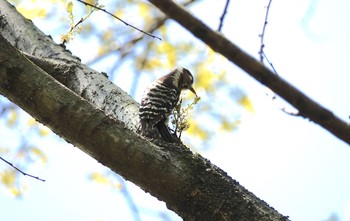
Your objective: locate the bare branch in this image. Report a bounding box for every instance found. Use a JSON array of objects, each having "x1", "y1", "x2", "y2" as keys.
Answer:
[
  {"x1": 259, "y1": 0, "x2": 273, "y2": 63},
  {"x1": 76, "y1": 0, "x2": 161, "y2": 40},
  {"x1": 86, "y1": 0, "x2": 198, "y2": 66},
  {"x1": 261, "y1": 51, "x2": 277, "y2": 74},
  {"x1": 217, "y1": 0, "x2": 230, "y2": 32},
  {"x1": 86, "y1": 18, "x2": 164, "y2": 66},
  {"x1": 0, "y1": 156, "x2": 45, "y2": 182},
  {"x1": 258, "y1": 1, "x2": 277, "y2": 75},
  {"x1": 147, "y1": 0, "x2": 350, "y2": 145}
]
